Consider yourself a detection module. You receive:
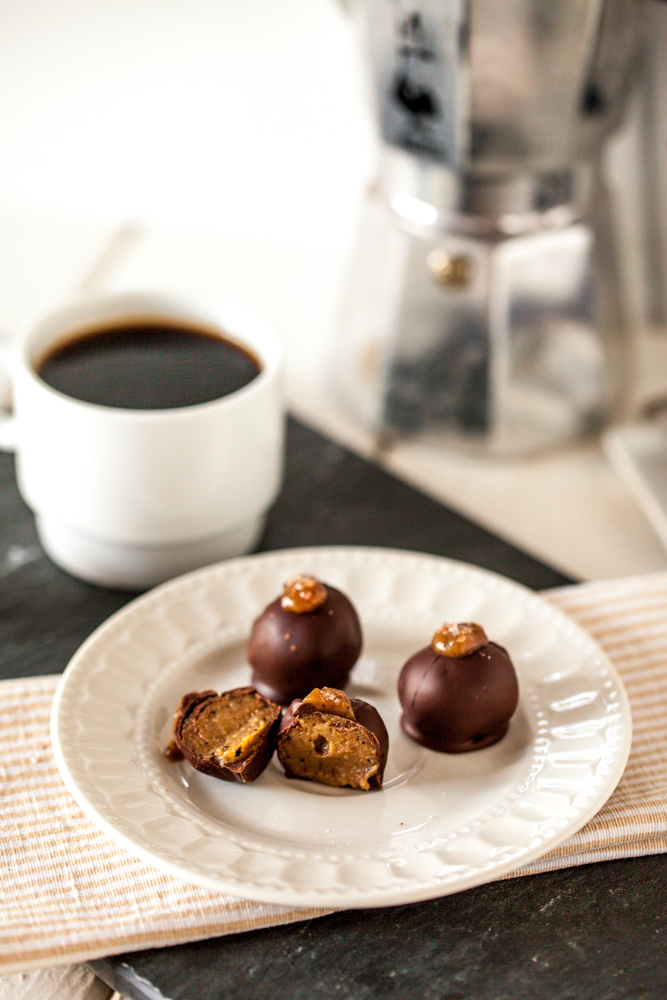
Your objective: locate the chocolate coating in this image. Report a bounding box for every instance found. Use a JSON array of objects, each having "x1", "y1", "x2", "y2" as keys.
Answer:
[
  {"x1": 398, "y1": 641, "x2": 519, "y2": 753},
  {"x1": 247, "y1": 583, "x2": 362, "y2": 705},
  {"x1": 277, "y1": 689, "x2": 389, "y2": 790}
]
